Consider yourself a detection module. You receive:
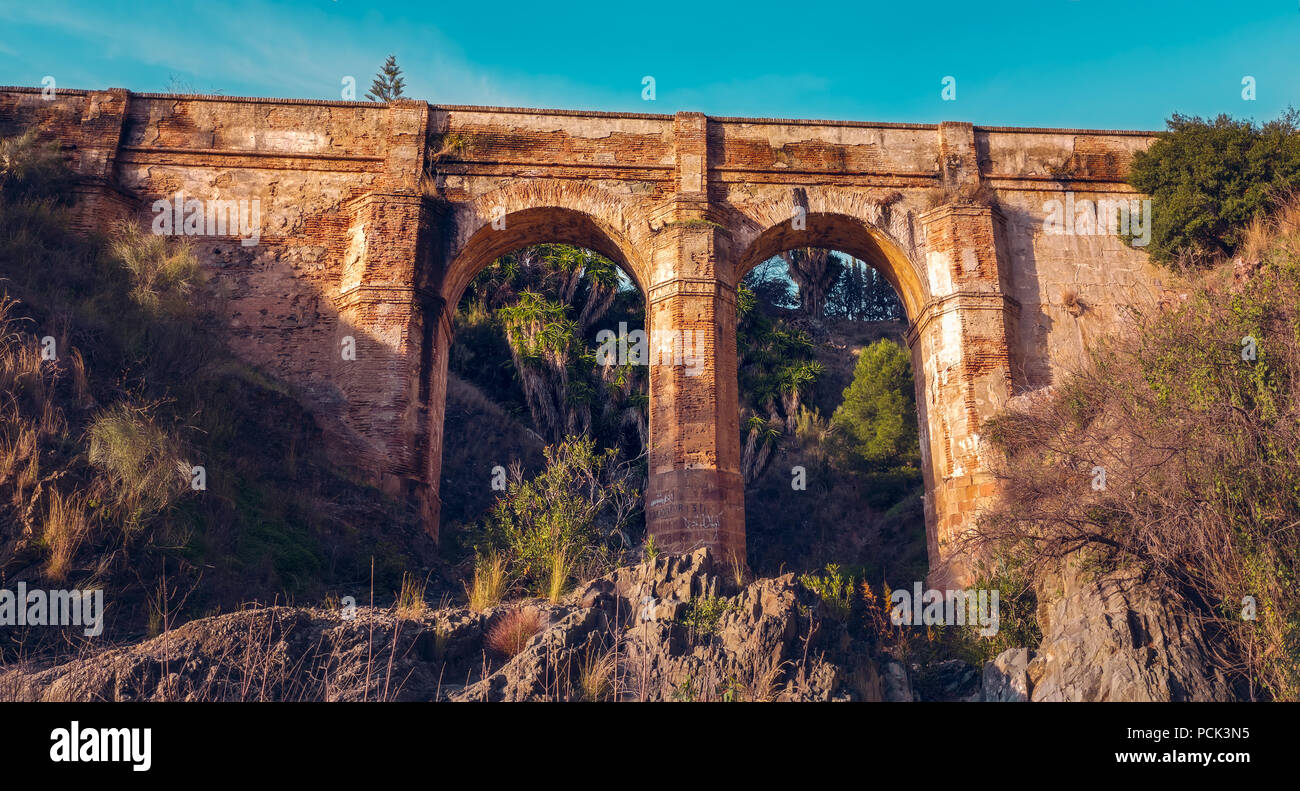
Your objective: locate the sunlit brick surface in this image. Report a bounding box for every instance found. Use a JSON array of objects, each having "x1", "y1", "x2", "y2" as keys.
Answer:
[{"x1": 0, "y1": 87, "x2": 1168, "y2": 582}]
